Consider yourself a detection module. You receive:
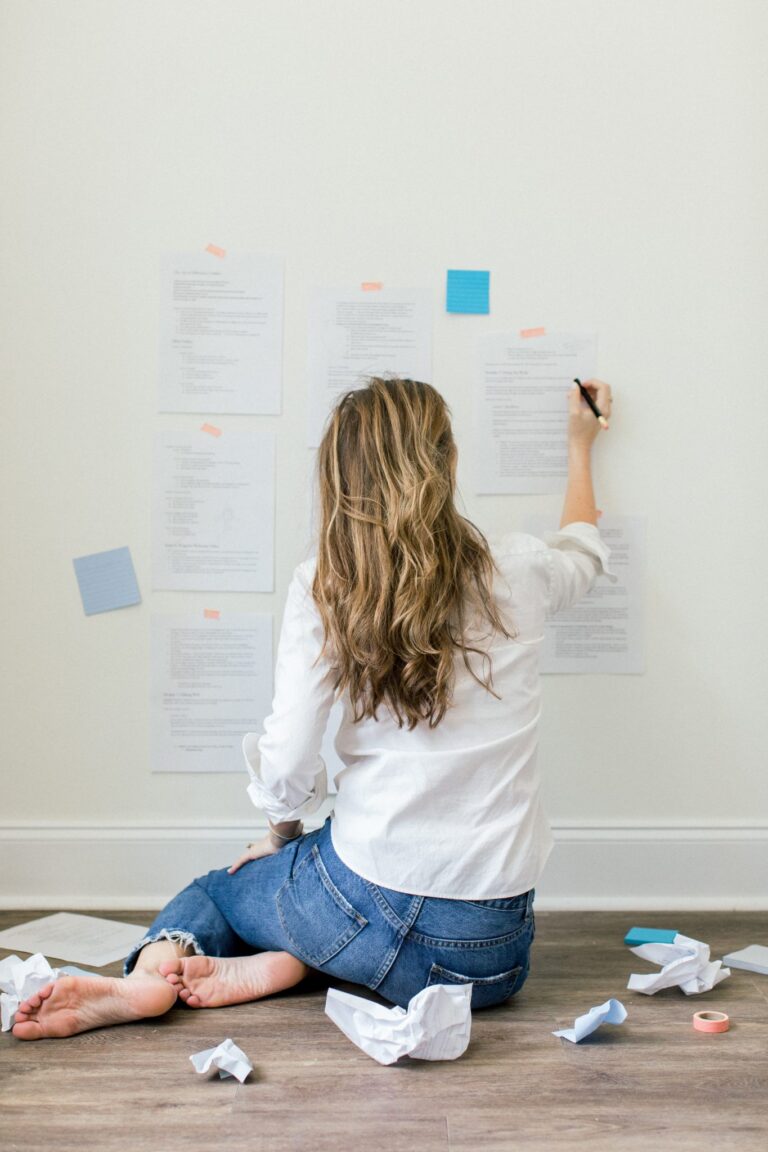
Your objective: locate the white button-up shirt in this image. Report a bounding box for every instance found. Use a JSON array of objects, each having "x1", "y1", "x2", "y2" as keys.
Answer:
[{"x1": 243, "y1": 522, "x2": 614, "y2": 899}]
